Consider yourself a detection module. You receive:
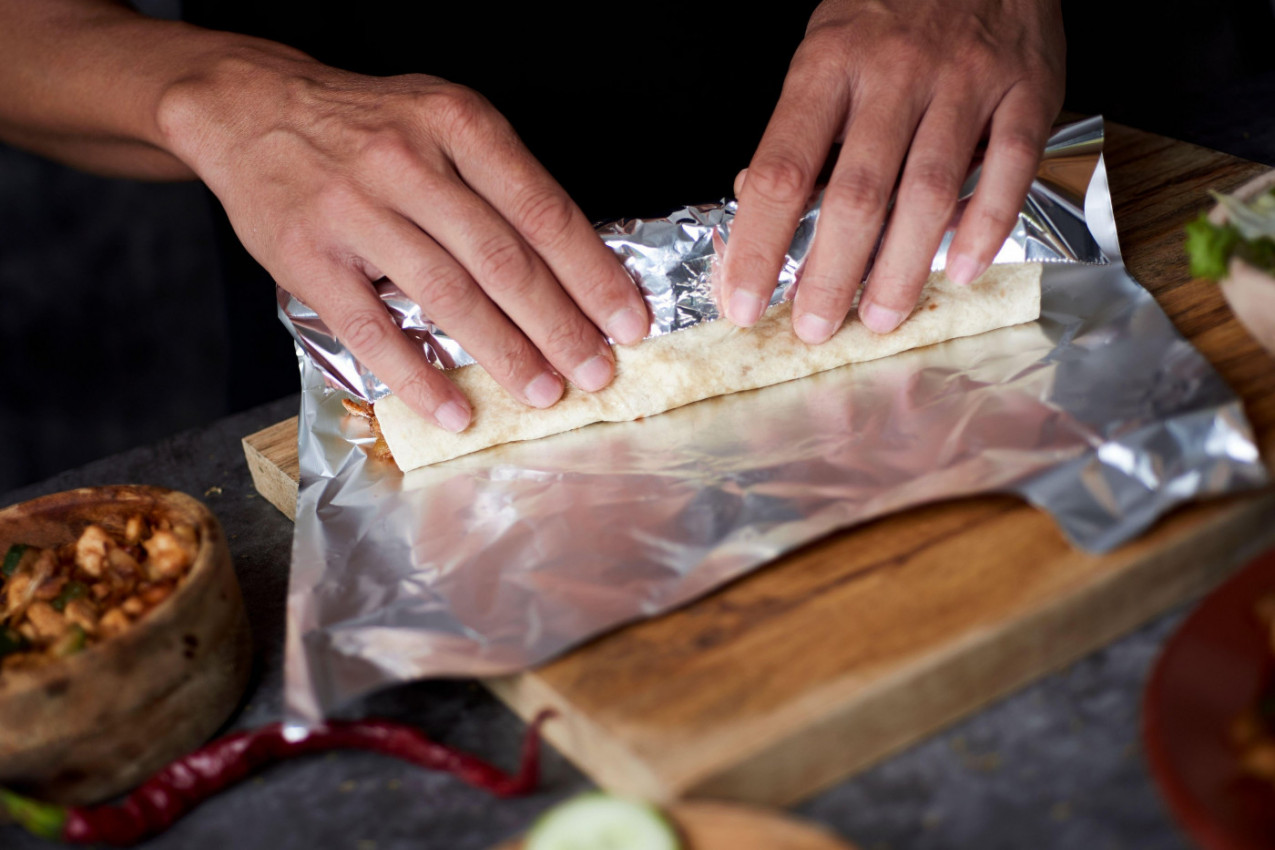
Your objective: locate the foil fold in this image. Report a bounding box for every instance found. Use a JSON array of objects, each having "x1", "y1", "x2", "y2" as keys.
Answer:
[{"x1": 280, "y1": 117, "x2": 1267, "y2": 725}]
